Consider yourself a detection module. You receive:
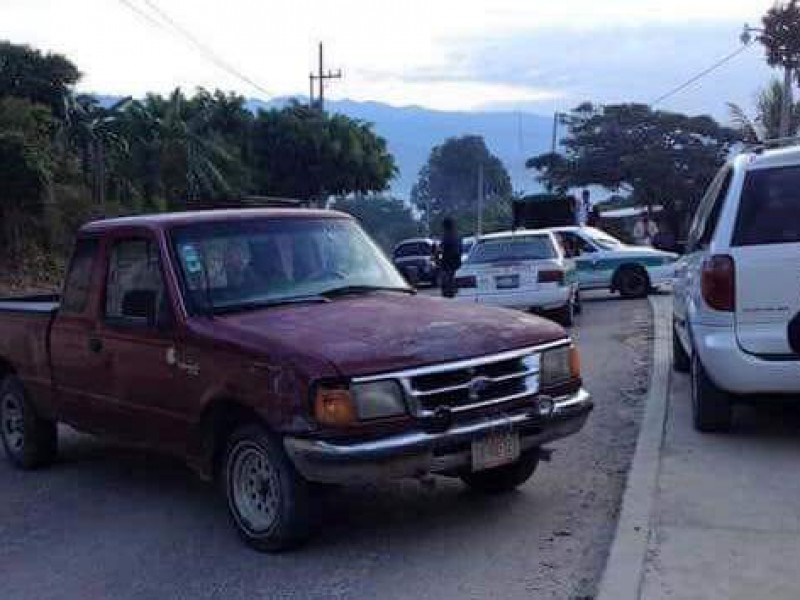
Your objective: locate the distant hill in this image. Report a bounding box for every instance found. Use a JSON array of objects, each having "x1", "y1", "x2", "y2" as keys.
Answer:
[
  {"x1": 97, "y1": 94, "x2": 554, "y2": 199},
  {"x1": 249, "y1": 97, "x2": 553, "y2": 198}
]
